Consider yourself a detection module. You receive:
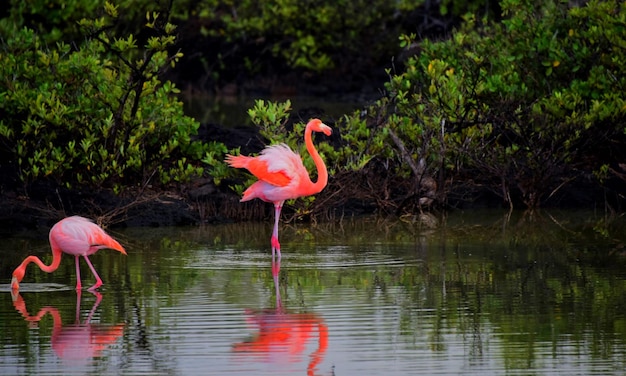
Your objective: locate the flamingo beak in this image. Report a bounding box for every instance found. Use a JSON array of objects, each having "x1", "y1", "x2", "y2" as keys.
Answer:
[
  {"x1": 11, "y1": 276, "x2": 20, "y2": 291},
  {"x1": 321, "y1": 123, "x2": 332, "y2": 136}
]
